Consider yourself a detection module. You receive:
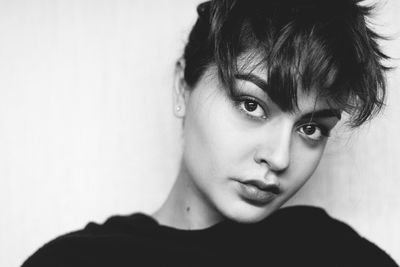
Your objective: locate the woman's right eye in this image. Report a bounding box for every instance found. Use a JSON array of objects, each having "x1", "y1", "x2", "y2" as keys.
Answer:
[{"x1": 237, "y1": 98, "x2": 267, "y2": 120}]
